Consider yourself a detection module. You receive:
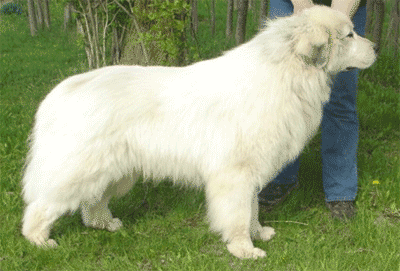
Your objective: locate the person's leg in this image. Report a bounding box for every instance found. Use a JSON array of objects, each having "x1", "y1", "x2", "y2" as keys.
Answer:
[
  {"x1": 258, "y1": 0, "x2": 301, "y2": 205},
  {"x1": 268, "y1": 0, "x2": 293, "y2": 19},
  {"x1": 322, "y1": 5, "x2": 367, "y2": 219}
]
